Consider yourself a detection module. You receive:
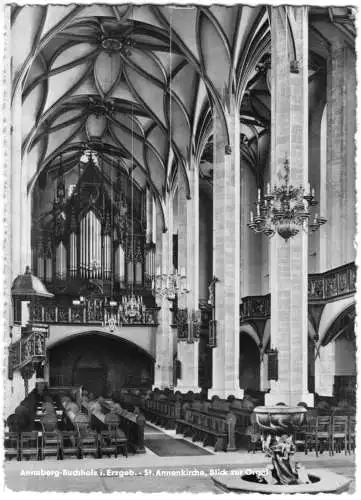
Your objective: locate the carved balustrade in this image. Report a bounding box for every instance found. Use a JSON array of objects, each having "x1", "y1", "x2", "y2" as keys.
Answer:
[
  {"x1": 240, "y1": 294, "x2": 271, "y2": 322},
  {"x1": 308, "y1": 262, "x2": 356, "y2": 303},
  {"x1": 27, "y1": 298, "x2": 158, "y2": 326},
  {"x1": 239, "y1": 262, "x2": 356, "y2": 324}
]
